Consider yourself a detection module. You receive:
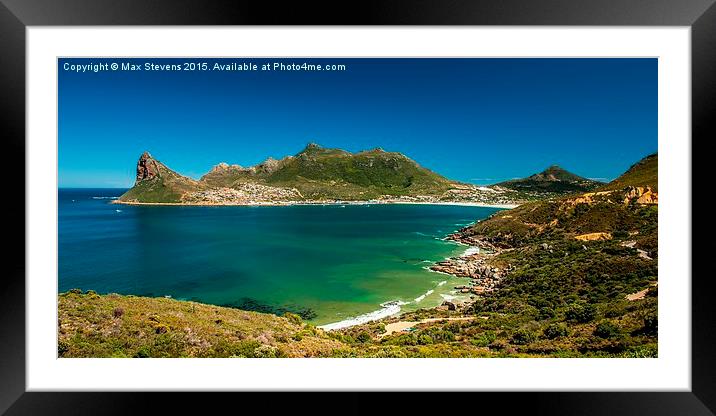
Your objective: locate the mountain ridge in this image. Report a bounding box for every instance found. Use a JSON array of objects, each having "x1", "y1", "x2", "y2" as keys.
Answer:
[
  {"x1": 118, "y1": 143, "x2": 471, "y2": 204},
  {"x1": 118, "y1": 143, "x2": 618, "y2": 205}
]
